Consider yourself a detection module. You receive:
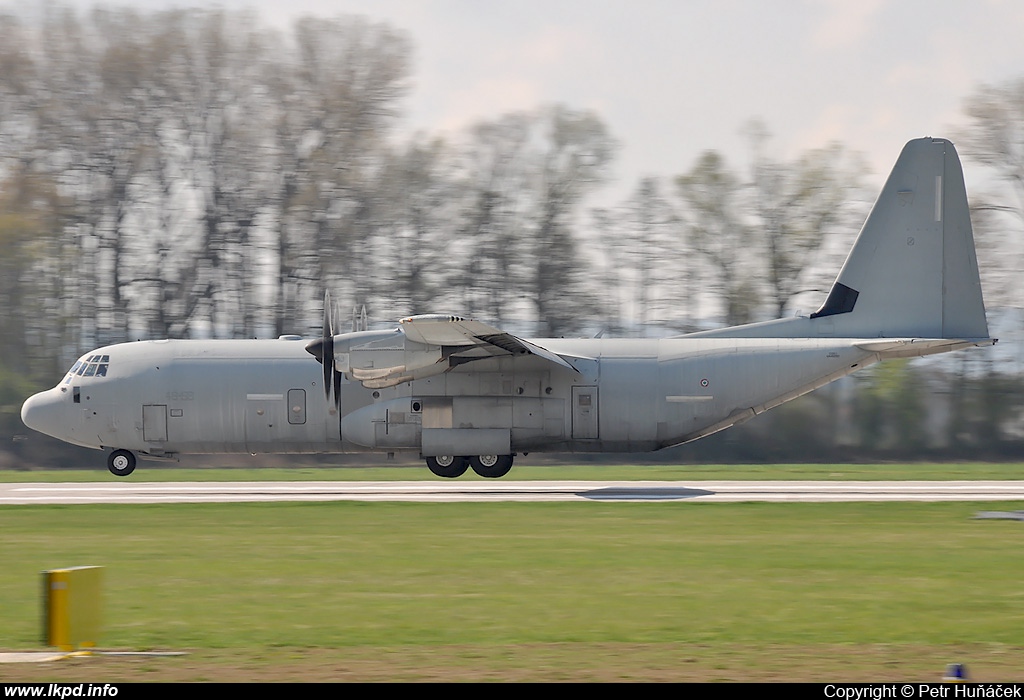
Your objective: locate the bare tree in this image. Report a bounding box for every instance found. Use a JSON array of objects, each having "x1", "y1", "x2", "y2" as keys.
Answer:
[
  {"x1": 675, "y1": 151, "x2": 755, "y2": 326},
  {"x1": 959, "y1": 80, "x2": 1024, "y2": 228},
  {"x1": 744, "y1": 123, "x2": 868, "y2": 317},
  {"x1": 370, "y1": 135, "x2": 464, "y2": 318},
  {"x1": 457, "y1": 112, "x2": 534, "y2": 325},
  {"x1": 593, "y1": 177, "x2": 685, "y2": 334},
  {"x1": 282, "y1": 15, "x2": 412, "y2": 327},
  {"x1": 958, "y1": 80, "x2": 1024, "y2": 308},
  {"x1": 530, "y1": 105, "x2": 616, "y2": 336}
]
